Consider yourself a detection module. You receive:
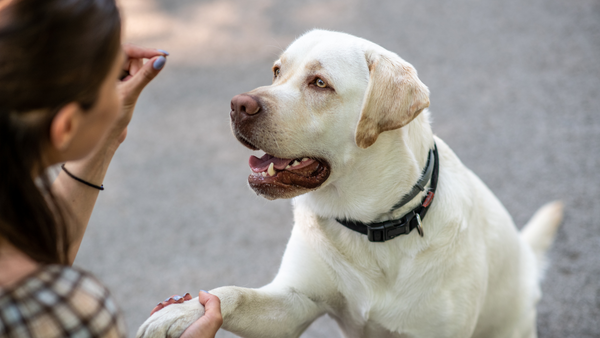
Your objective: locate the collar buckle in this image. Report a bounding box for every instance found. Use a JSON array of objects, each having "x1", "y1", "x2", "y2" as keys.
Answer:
[{"x1": 366, "y1": 212, "x2": 415, "y2": 242}]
